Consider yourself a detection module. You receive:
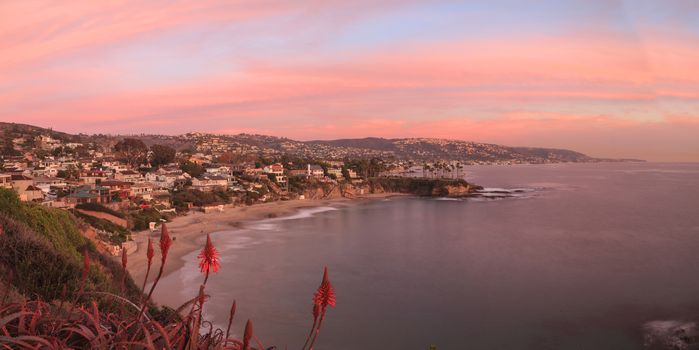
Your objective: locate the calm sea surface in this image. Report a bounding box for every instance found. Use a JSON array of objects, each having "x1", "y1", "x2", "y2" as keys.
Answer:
[{"x1": 155, "y1": 163, "x2": 699, "y2": 349}]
